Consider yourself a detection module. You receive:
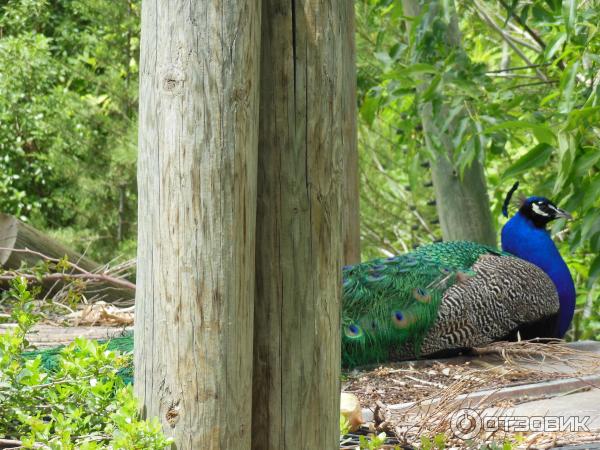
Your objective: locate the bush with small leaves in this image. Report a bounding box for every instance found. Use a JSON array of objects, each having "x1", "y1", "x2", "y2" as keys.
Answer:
[{"x1": 0, "y1": 278, "x2": 172, "y2": 449}]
